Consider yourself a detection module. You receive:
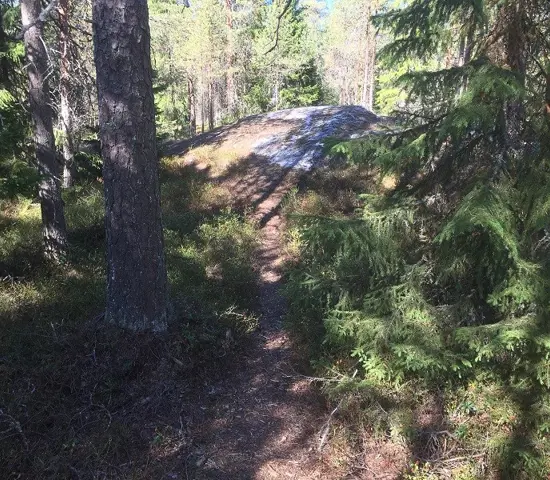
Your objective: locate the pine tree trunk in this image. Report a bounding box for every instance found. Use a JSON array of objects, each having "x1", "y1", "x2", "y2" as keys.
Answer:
[
  {"x1": 208, "y1": 81, "x2": 214, "y2": 131},
  {"x1": 21, "y1": 0, "x2": 68, "y2": 262},
  {"x1": 457, "y1": 25, "x2": 474, "y2": 94},
  {"x1": 201, "y1": 89, "x2": 205, "y2": 133},
  {"x1": 225, "y1": 0, "x2": 236, "y2": 118},
  {"x1": 93, "y1": 0, "x2": 169, "y2": 332},
  {"x1": 188, "y1": 77, "x2": 196, "y2": 137},
  {"x1": 59, "y1": 0, "x2": 76, "y2": 188},
  {"x1": 361, "y1": 9, "x2": 376, "y2": 111}
]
